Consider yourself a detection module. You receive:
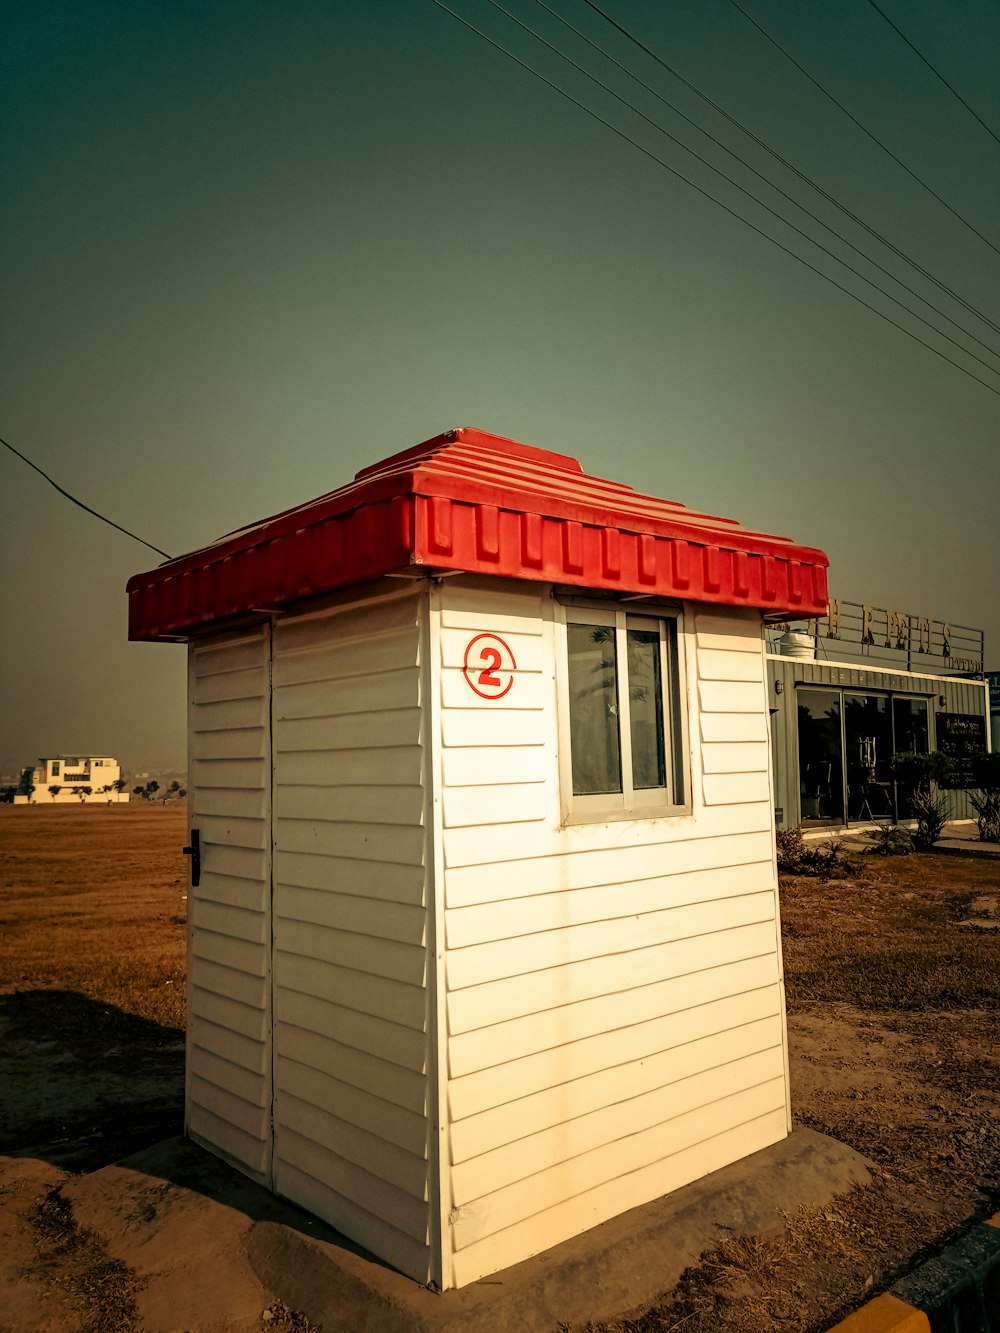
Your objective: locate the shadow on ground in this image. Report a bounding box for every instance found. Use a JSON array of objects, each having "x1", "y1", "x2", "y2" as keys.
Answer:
[{"x1": 0, "y1": 988, "x2": 185, "y2": 1172}]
